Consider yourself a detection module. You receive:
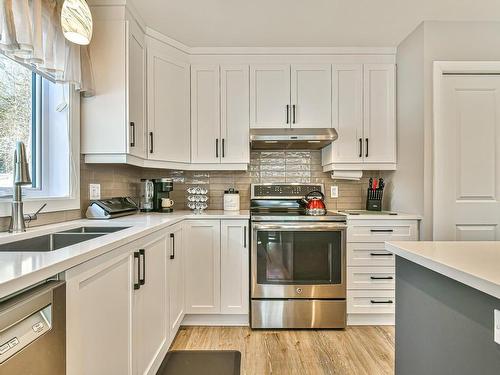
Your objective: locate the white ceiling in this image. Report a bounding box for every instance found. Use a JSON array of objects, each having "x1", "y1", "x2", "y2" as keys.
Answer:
[{"x1": 128, "y1": 0, "x2": 500, "y2": 47}]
